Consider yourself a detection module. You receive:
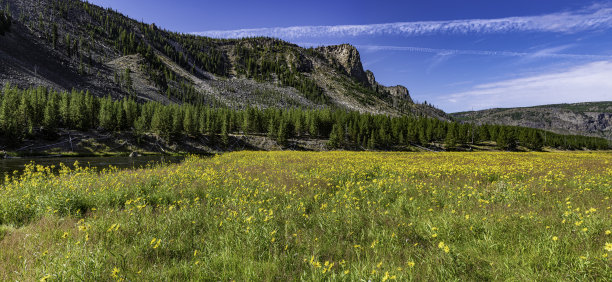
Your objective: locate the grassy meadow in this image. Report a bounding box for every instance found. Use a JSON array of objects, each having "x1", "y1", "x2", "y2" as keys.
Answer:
[{"x1": 0, "y1": 151, "x2": 611, "y2": 280}]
